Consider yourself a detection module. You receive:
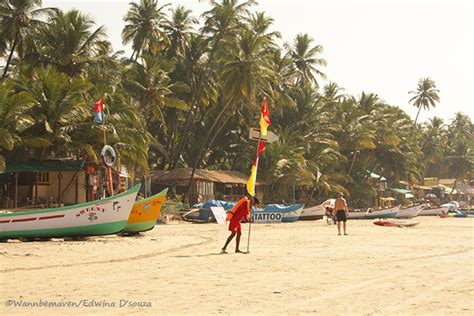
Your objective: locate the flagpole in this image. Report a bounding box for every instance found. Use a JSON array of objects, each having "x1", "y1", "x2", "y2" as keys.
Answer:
[
  {"x1": 247, "y1": 140, "x2": 261, "y2": 254},
  {"x1": 100, "y1": 106, "x2": 114, "y2": 198},
  {"x1": 246, "y1": 97, "x2": 270, "y2": 254}
]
